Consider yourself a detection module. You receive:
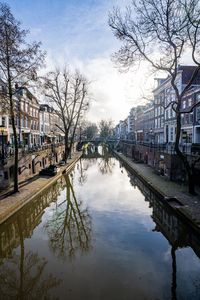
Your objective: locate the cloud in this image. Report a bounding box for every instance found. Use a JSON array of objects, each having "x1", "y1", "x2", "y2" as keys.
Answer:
[{"x1": 22, "y1": 0, "x2": 156, "y2": 124}]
